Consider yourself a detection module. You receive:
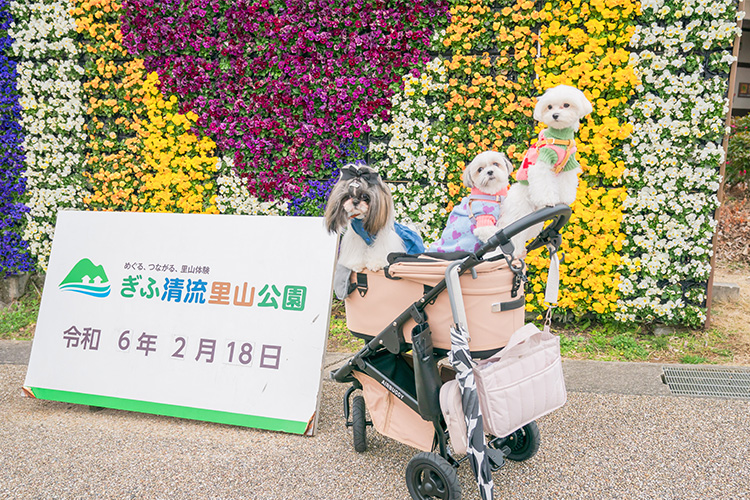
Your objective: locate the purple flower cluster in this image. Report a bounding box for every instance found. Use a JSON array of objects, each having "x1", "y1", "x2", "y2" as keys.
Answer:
[
  {"x1": 0, "y1": 0, "x2": 33, "y2": 277},
  {"x1": 121, "y1": 0, "x2": 448, "y2": 201}
]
